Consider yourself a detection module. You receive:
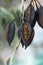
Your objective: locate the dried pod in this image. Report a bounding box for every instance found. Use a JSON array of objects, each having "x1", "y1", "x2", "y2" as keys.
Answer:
[
  {"x1": 23, "y1": 22, "x2": 31, "y2": 41},
  {"x1": 36, "y1": 0, "x2": 43, "y2": 28},
  {"x1": 6, "y1": 22, "x2": 15, "y2": 46},
  {"x1": 18, "y1": 20, "x2": 35, "y2": 49},
  {"x1": 25, "y1": 28, "x2": 35, "y2": 49},
  {"x1": 24, "y1": 0, "x2": 37, "y2": 28}
]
